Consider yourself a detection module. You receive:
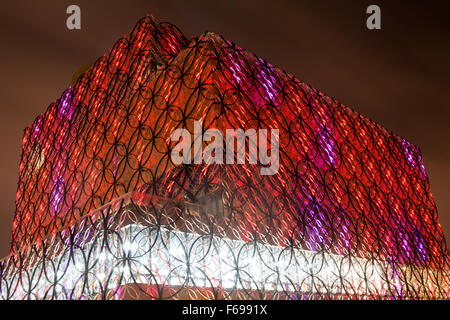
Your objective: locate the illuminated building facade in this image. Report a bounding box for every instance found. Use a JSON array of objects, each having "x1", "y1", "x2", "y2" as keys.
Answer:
[{"x1": 0, "y1": 15, "x2": 449, "y2": 299}]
